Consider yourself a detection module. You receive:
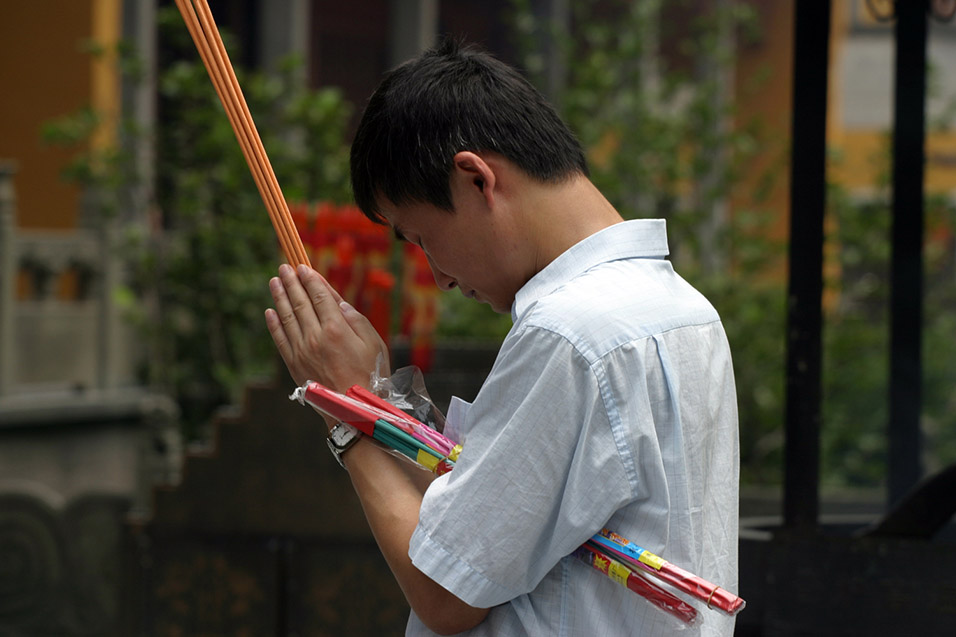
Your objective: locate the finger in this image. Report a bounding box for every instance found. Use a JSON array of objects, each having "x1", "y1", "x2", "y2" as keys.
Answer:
[
  {"x1": 297, "y1": 265, "x2": 347, "y2": 325},
  {"x1": 269, "y1": 274, "x2": 305, "y2": 344},
  {"x1": 339, "y1": 299, "x2": 387, "y2": 355},
  {"x1": 264, "y1": 307, "x2": 293, "y2": 362},
  {"x1": 278, "y1": 263, "x2": 323, "y2": 332},
  {"x1": 310, "y1": 267, "x2": 346, "y2": 305}
]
